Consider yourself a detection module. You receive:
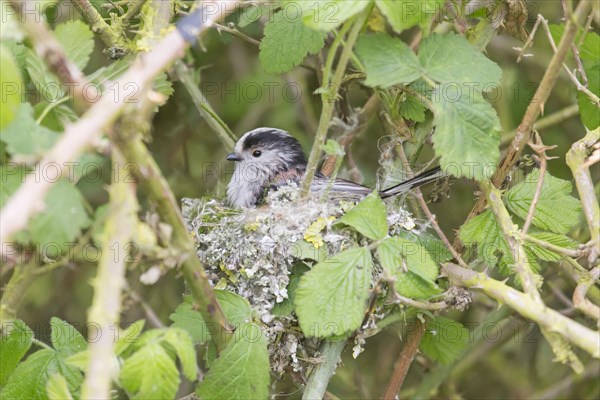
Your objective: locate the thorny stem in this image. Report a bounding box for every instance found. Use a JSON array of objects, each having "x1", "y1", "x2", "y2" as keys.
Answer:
[
  {"x1": 464, "y1": 0, "x2": 592, "y2": 228},
  {"x1": 573, "y1": 267, "x2": 600, "y2": 324},
  {"x1": 566, "y1": 128, "x2": 600, "y2": 263},
  {"x1": 443, "y1": 263, "x2": 600, "y2": 358},
  {"x1": 115, "y1": 137, "x2": 234, "y2": 352},
  {"x1": 302, "y1": 9, "x2": 370, "y2": 195},
  {"x1": 71, "y1": 0, "x2": 129, "y2": 55},
  {"x1": 174, "y1": 61, "x2": 237, "y2": 150},
  {"x1": 481, "y1": 181, "x2": 542, "y2": 302},
  {"x1": 302, "y1": 340, "x2": 346, "y2": 400},
  {"x1": 383, "y1": 319, "x2": 426, "y2": 399},
  {"x1": 81, "y1": 149, "x2": 138, "y2": 399},
  {"x1": 214, "y1": 22, "x2": 261, "y2": 46}
]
